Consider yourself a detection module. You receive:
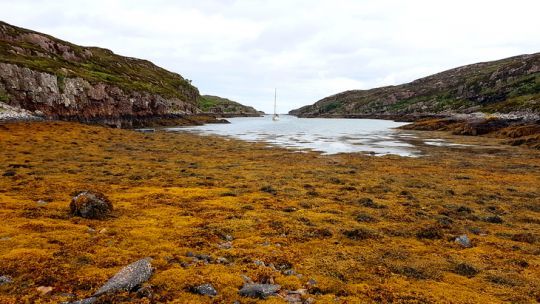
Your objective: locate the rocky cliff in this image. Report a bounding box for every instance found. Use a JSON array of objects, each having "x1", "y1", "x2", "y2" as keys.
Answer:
[
  {"x1": 290, "y1": 53, "x2": 540, "y2": 119},
  {"x1": 0, "y1": 21, "x2": 202, "y2": 126},
  {"x1": 199, "y1": 95, "x2": 263, "y2": 117}
]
